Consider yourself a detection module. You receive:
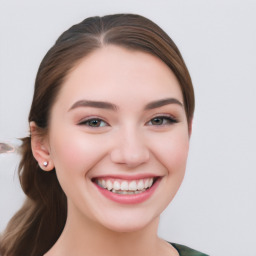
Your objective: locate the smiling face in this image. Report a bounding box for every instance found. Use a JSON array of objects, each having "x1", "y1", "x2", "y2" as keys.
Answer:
[{"x1": 46, "y1": 45, "x2": 190, "y2": 232}]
